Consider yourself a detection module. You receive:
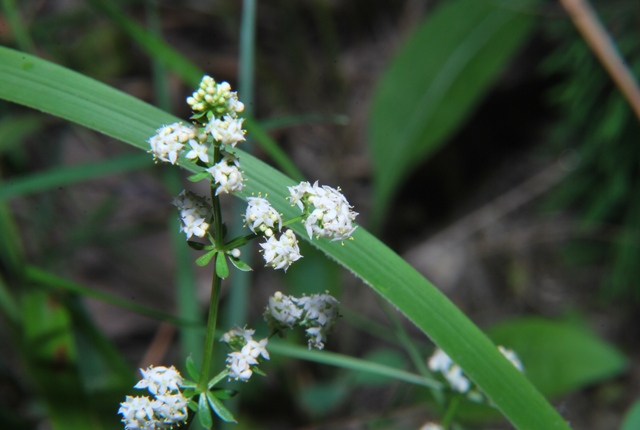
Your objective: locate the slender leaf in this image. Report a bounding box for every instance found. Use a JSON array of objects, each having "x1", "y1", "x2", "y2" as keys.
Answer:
[
  {"x1": 0, "y1": 153, "x2": 151, "y2": 201},
  {"x1": 269, "y1": 341, "x2": 440, "y2": 390},
  {"x1": 197, "y1": 393, "x2": 213, "y2": 429},
  {"x1": 0, "y1": 46, "x2": 571, "y2": 430},
  {"x1": 215, "y1": 252, "x2": 230, "y2": 279},
  {"x1": 206, "y1": 391, "x2": 237, "y2": 423},
  {"x1": 369, "y1": 0, "x2": 537, "y2": 226},
  {"x1": 25, "y1": 265, "x2": 201, "y2": 327}
]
